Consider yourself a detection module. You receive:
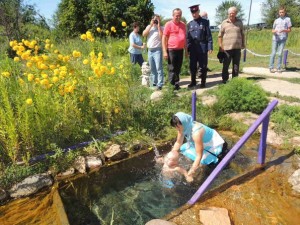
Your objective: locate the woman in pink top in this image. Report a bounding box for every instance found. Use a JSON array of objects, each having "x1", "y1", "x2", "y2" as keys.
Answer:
[{"x1": 162, "y1": 8, "x2": 187, "y2": 90}]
